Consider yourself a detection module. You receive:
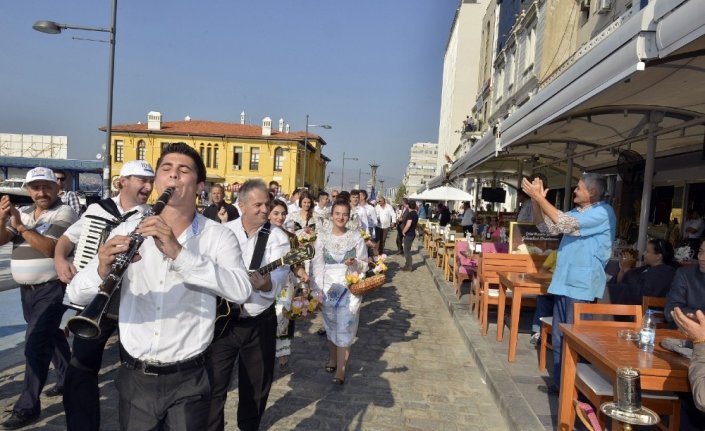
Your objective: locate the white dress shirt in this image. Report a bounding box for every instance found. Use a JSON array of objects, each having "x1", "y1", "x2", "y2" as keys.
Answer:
[
  {"x1": 224, "y1": 218, "x2": 291, "y2": 317},
  {"x1": 69, "y1": 213, "x2": 252, "y2": 362},
  {"x1": 375, "y1": 204, "x2": 397, "y2": 229},
  {"x1": 364, "y1": 203, "x2": 378, "y2": 229}
]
